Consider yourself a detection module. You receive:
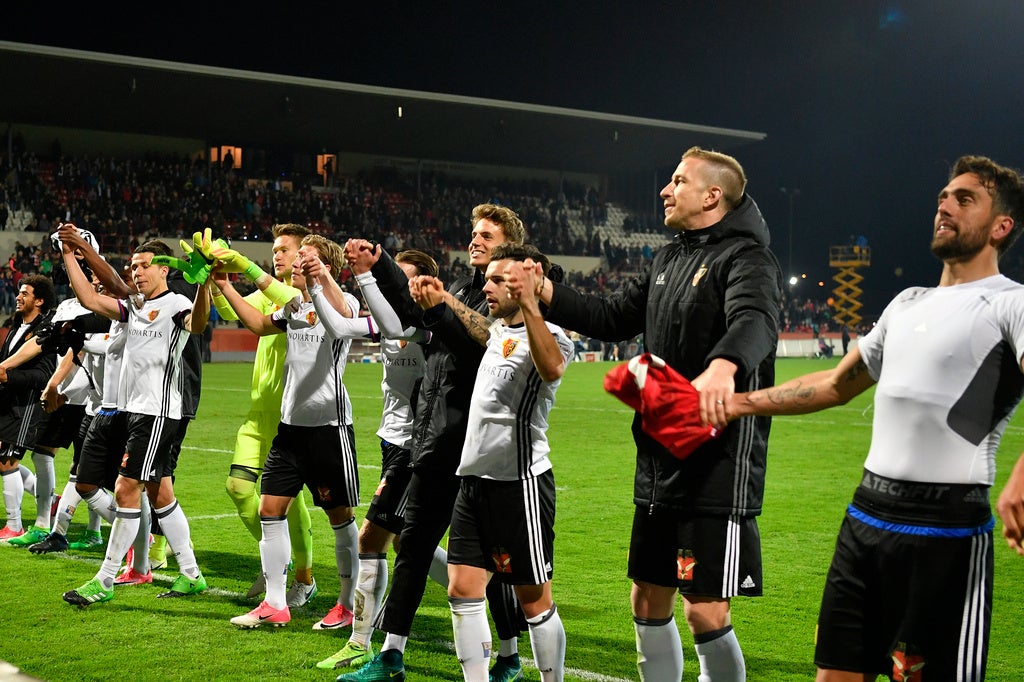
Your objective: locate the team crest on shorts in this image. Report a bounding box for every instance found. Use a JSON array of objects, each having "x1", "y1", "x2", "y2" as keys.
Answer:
[
  {"x1": 891, "y1": 642, "x2": 925, "y2": 682},
  {"x1": 502, "y1": 338, "x2": 519, "y2": 358},
  {"x1": 317, "y1": 486, "x2": 331, "y2": 503},
  {"x1": 677, "y1": 549, "x2": 696, "y2": 582},
  {"x1": 491, "y1": 548, "x2": 513, "y2": 573},
  {"x1": 147, "y1": 309, "x2": 160, "y2": 322}
]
